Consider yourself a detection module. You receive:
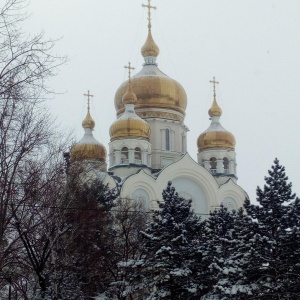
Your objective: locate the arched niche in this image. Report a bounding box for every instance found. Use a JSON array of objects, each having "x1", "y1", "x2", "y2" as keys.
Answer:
[
  {"x1": 131, "y1": 188, "x2": 151, "y2": 211},
  {"x1": 172, "y1": 177, "x2": 208, "y2": 217},
  {"x1": 222, "y1": 196, "x2": 238, "y2": 211}
]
